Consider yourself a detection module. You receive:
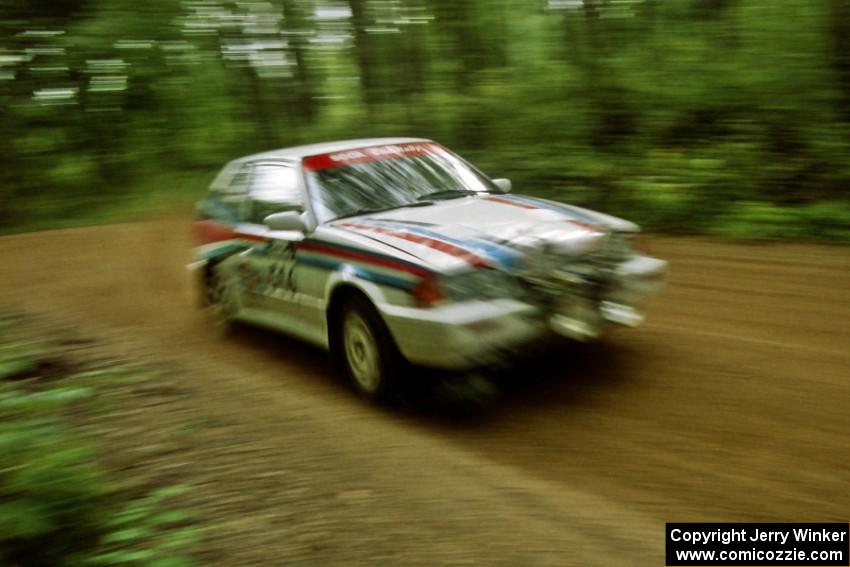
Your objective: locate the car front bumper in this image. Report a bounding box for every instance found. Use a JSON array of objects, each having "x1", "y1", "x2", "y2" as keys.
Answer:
[
  {"x1": 379, "y1": 254, "x2": 668, "y2": 370},
  {"x1": 380, "y1": 299, "x2": 547, "y2": 370}
]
